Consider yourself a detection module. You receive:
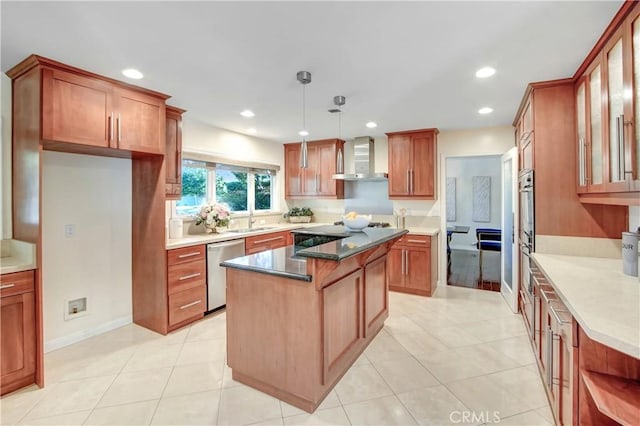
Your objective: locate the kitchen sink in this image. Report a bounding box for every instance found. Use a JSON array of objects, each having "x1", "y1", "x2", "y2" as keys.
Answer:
[{"x1": 226, "y1": 227, "x2": 272, "y2": 233}]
